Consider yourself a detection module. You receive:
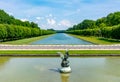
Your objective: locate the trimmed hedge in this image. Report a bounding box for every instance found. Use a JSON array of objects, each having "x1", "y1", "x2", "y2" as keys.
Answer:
[
  {"x1": 0, "y1": 24, "x2": 55, "y2": 41},
  {"x1": 67, "y1": 25, "x2": 120, "y2": 39}
]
